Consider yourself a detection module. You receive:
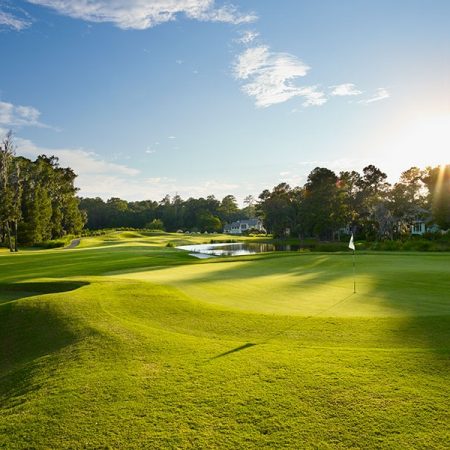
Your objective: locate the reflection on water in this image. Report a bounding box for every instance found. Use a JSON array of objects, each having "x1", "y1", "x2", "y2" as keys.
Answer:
[{"x1": 177, "y1": 242, "x2": 300, "y2": 257}]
